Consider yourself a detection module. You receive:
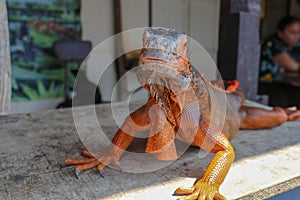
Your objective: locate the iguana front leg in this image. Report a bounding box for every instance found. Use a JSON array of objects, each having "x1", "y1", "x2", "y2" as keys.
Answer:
[
  {"x1": 175, "y1": 117, "x2": 234, "y2": 200},
  {"x1": 65, "y1": 104, "x2": 150, "y2": 178}
]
